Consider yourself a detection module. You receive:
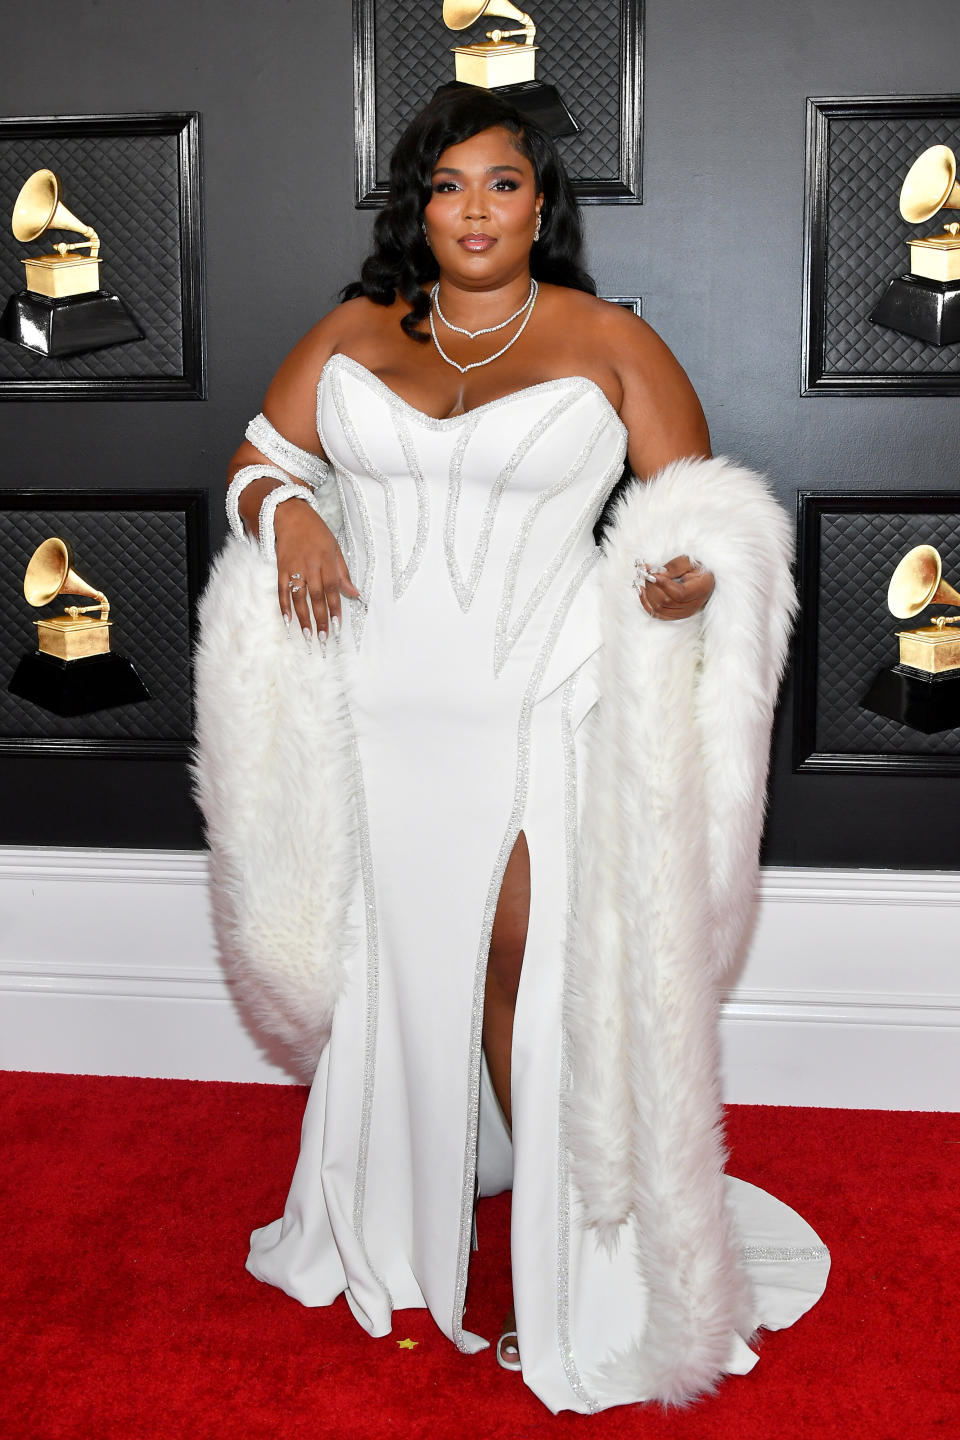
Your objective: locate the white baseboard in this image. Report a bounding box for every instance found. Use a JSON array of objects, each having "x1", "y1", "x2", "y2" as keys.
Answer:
[{"x1": 1, "y1": 847, "x2": 957, "y2": 1109}]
